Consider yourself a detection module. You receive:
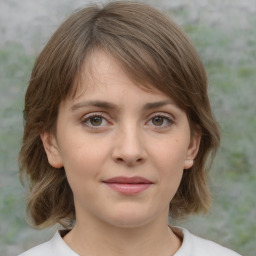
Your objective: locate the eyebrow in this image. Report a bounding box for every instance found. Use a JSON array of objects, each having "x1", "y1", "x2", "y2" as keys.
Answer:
[
  {"x1": 71, "y1": 100, "x2": 175, "y2": 111},
  {"x1": 142, "y1": 100, "x2": 175, "y2": 110},
  {"x1": 71, "y1": 100, "x2": 117, "y2": 111}
]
